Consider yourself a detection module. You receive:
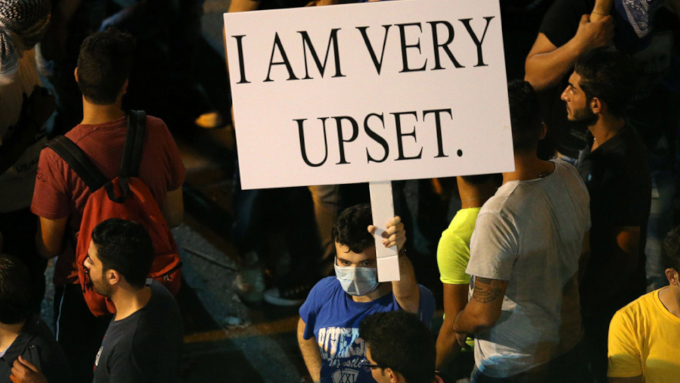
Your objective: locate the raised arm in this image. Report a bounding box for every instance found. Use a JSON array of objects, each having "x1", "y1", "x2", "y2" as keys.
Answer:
[
  {"x1": 297, "y1": 318, "x2": 322, "y2": 383},
  {"x1": 369, "y1": 217, "x2": 420, "y2": 313},
  {"x1": 525, "y1": 15, "x2": 613, "y2": 91}
]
